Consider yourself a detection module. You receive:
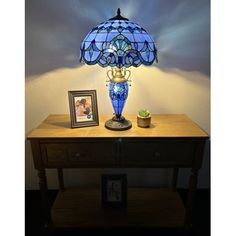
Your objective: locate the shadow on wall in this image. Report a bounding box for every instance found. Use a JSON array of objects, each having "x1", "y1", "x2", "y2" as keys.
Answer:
[
  {"x1": 26, "y1": 0, "x2": 210, "y2": 76},
  {"x1": 25, "y1": 65, "x2": 210, "y2": 189}
]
